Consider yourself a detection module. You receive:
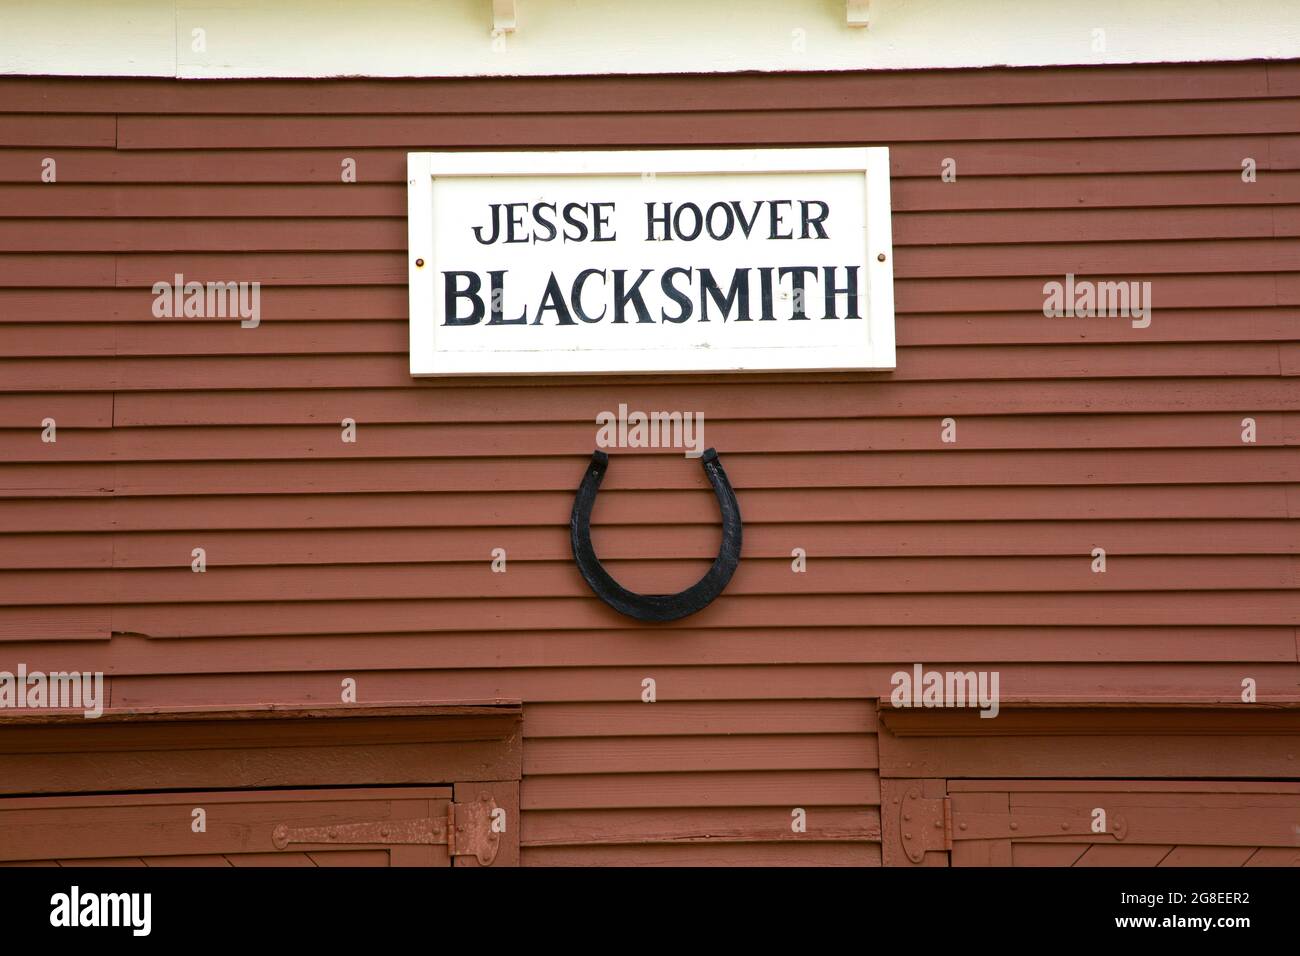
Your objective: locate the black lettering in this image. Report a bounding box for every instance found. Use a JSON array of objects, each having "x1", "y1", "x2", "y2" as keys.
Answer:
[
  {"x1": 613, "y1": 268, "x2": 655, "y2": 323},
  {"x1": 769, "y1": 199, "x2": 794, "y2": 239},
  {"x1": 661, "y1": 267, "x2": 694, "y2": 323},
  {"x1": 471, "y1": 204, "x2": 503, "y2": 245},
  {"x1": 673, "y1": 203, "x2": 703, "y2": 241},
  {"x1": 504, "y1": 203, "x2": 528, "y2": 243},
  {"x1": 562, "y1": 203, "x2": 589, "y2": 243},
  {"x1": 757, "y1": 267, "x2": 776, "y2": 320},
  {"x1": 486, "y1": 269, "x2": 527, "y2": 325},
  {"x1": 800, "y1": 200, "x2": 830, "y2": 239},
  {"x1": 779, "y1": 265, "x2": 818, "y2": 319},
  {"x1": 822, "y1": 265, "x2": 860, "y2": 319},
  {"x1": 531, "y1": 272, "x2": 576, "y2": 325},
  {"x1": 592, "y1": 202, "x2": 616, "y2": 242},
  {"x1": 699, "y1": 268, "x2": 750, "y2": 322},
  {"x1": 646, "y1": 202, "x2": 671, "y2": 241},
  {"x1": 531, "y1": 202, "x2": 557, "y2": 243},
  {"x1": 572, "y1": 269, "x2": 608, "y2": 323},
  {"x1": 705, "y1": 202, "x2": 735, "y2": 241},
  {"x1": 442, "y1": 271, "x2": 484, "y2": 325},
  {"x1": 730, "y1": 200, "x2": 762, "y2": 239}
]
